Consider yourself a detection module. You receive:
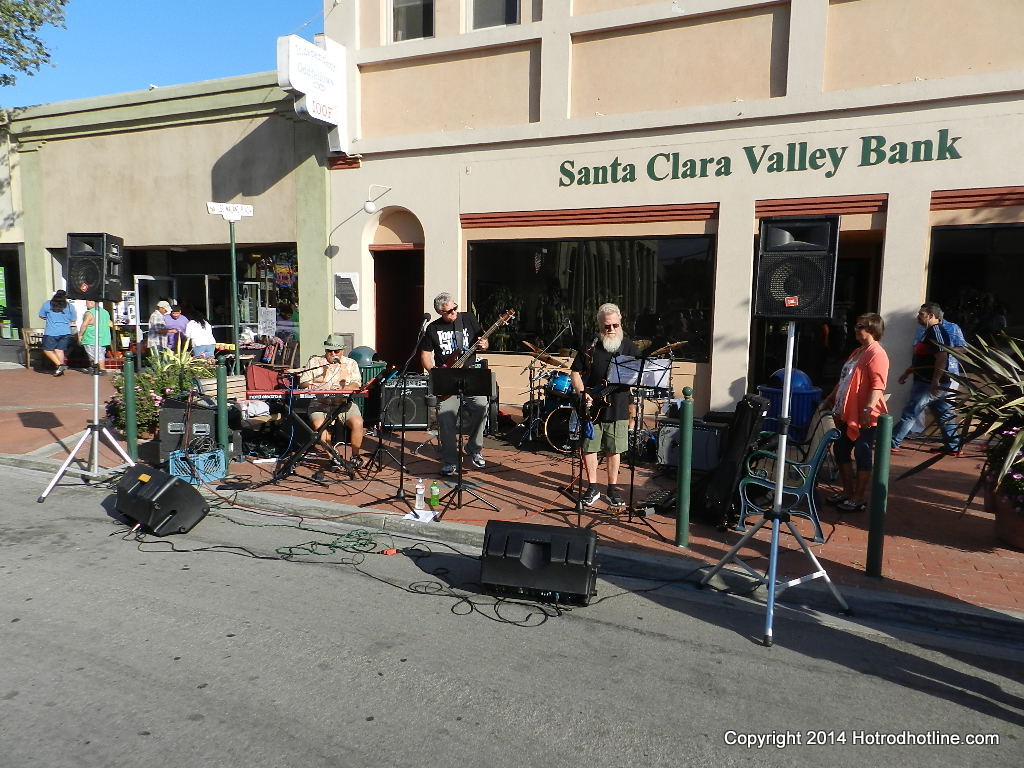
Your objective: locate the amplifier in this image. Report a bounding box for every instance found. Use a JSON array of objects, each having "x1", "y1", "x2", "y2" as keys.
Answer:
[
  {"x1": 657, "y1": 419, "x2": 728, "y2": 471},
  {"x1": 381, "y1": 374, "x2": 429, "y2": 430}
]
